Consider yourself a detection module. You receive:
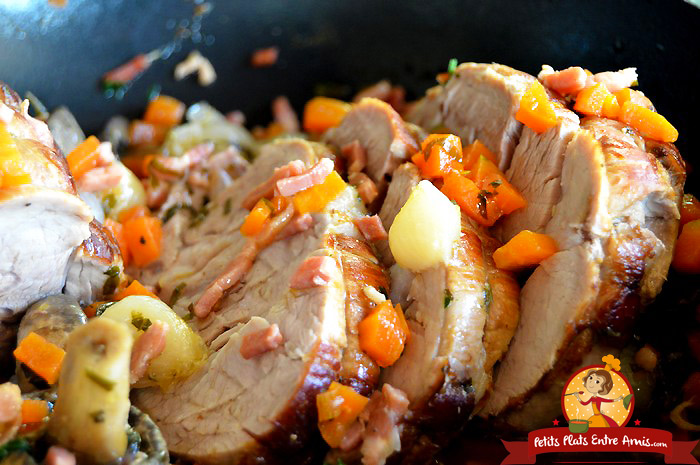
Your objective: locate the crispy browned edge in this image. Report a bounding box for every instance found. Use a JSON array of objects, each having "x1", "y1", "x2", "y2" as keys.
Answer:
[
  {"x1": 326, "y1": 234, "x2": 390, "y2": 396},
  {"x1": 192, "y1": 233, "x2": 386, "y2": 464},
  {"x1": 511, "y1": 121, "x2": 687, "y2": 409}
]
